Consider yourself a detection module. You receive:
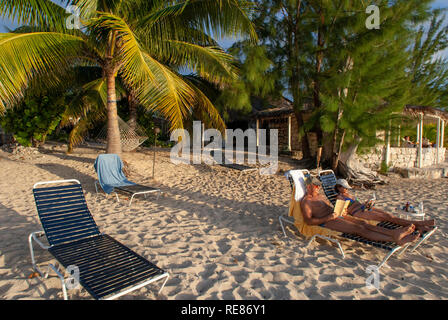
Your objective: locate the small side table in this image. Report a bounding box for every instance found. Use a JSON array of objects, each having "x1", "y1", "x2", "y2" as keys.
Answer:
[{"x1": 396, "y1": 209, "x2": 426, "y2": 221}]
